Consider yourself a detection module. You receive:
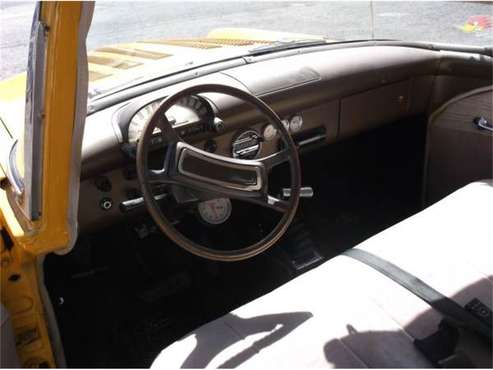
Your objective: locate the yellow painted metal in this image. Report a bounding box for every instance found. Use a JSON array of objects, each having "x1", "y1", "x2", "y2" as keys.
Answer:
[
  {"x1": 0, "y1": 195, "x2": 55, "y2": 367},
  {"x1": 0, "y1": 2, "x2": 84, "y2": 367},
  {"x1": 207, "y1": 27, "x2": 328, "y2": 42},
  {"x1": 28, "y1": 1, "x2": 81, "y2": 253},
  {"x1": 0, "y1": 73, "x2": 27, "y2": 178},
  {"x1": 0, "y1": 73, "x2": 27, "y2": 102}
]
